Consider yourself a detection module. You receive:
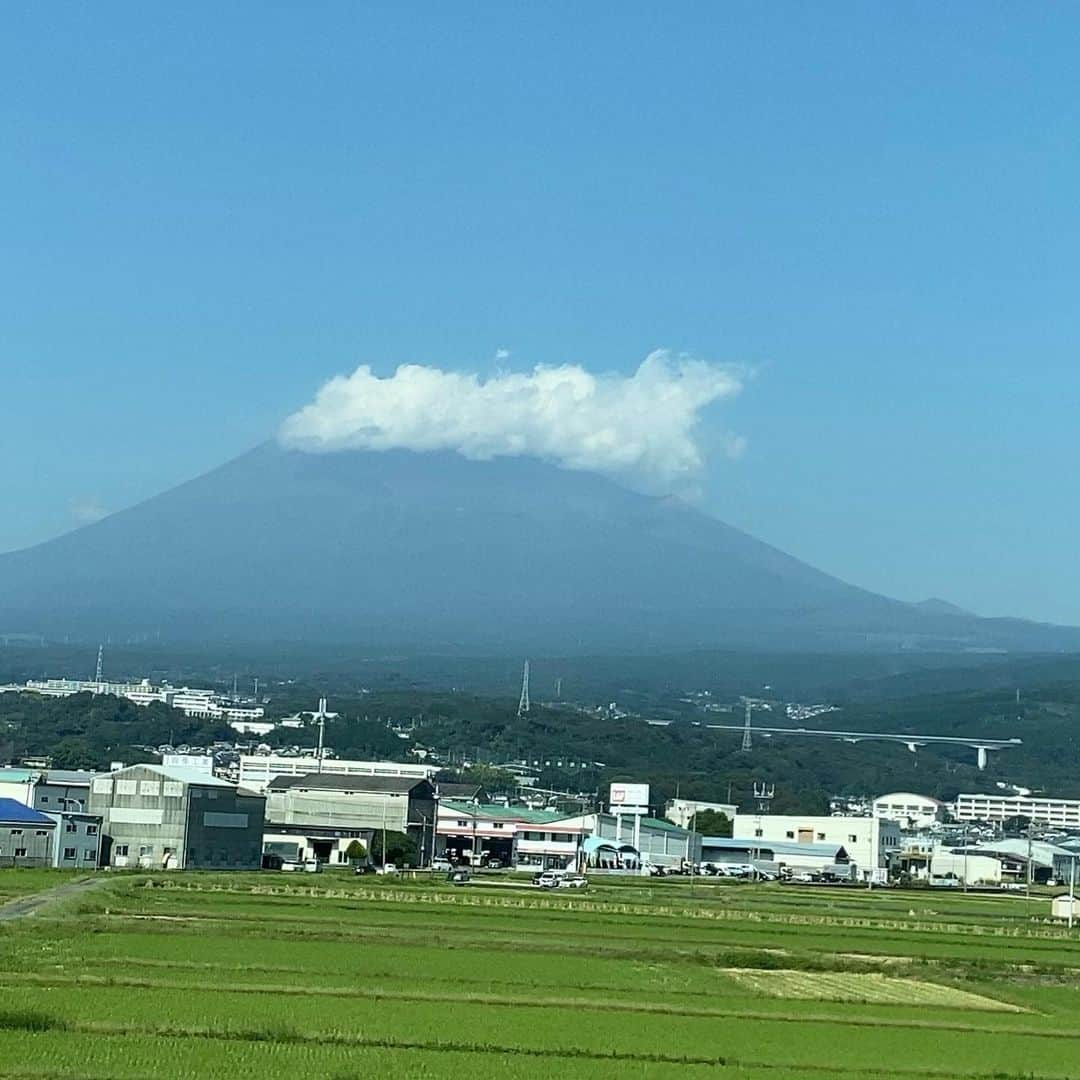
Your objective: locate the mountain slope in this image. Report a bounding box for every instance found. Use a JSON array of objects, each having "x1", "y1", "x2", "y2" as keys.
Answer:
[{"x1": 1, "y1": 443, "x2": 1075, "y2": 651}]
